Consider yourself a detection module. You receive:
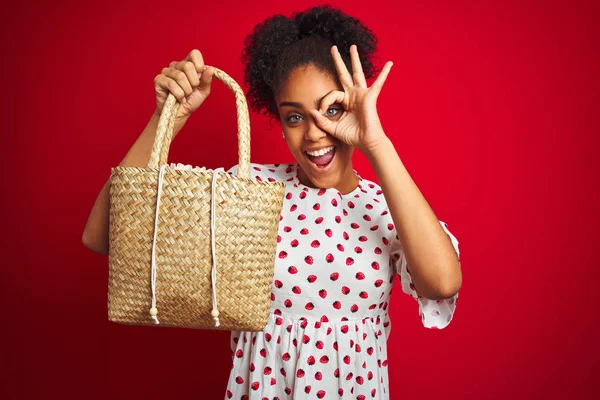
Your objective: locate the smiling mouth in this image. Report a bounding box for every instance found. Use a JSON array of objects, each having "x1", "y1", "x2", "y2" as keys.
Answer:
[{"x1": 305, "y1": 146, "x2": 336, "y2": 169}]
